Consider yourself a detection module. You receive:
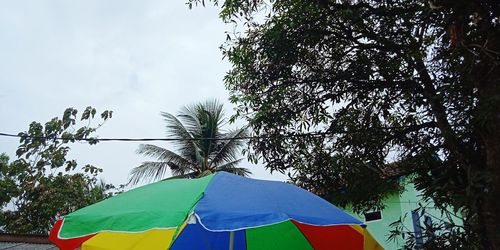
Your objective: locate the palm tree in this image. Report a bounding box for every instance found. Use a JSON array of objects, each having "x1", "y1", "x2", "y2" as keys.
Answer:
[{"x1": 128, "y1": 100, "x2": 251, "y2": 185}]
